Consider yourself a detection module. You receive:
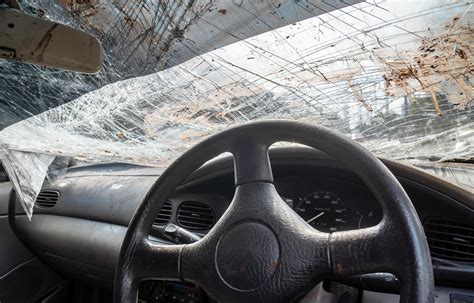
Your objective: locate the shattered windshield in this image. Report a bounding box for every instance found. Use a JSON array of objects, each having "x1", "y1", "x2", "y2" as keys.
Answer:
[{"x1": 0, "y1": 0, "x2": 473, "y2": 218}]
